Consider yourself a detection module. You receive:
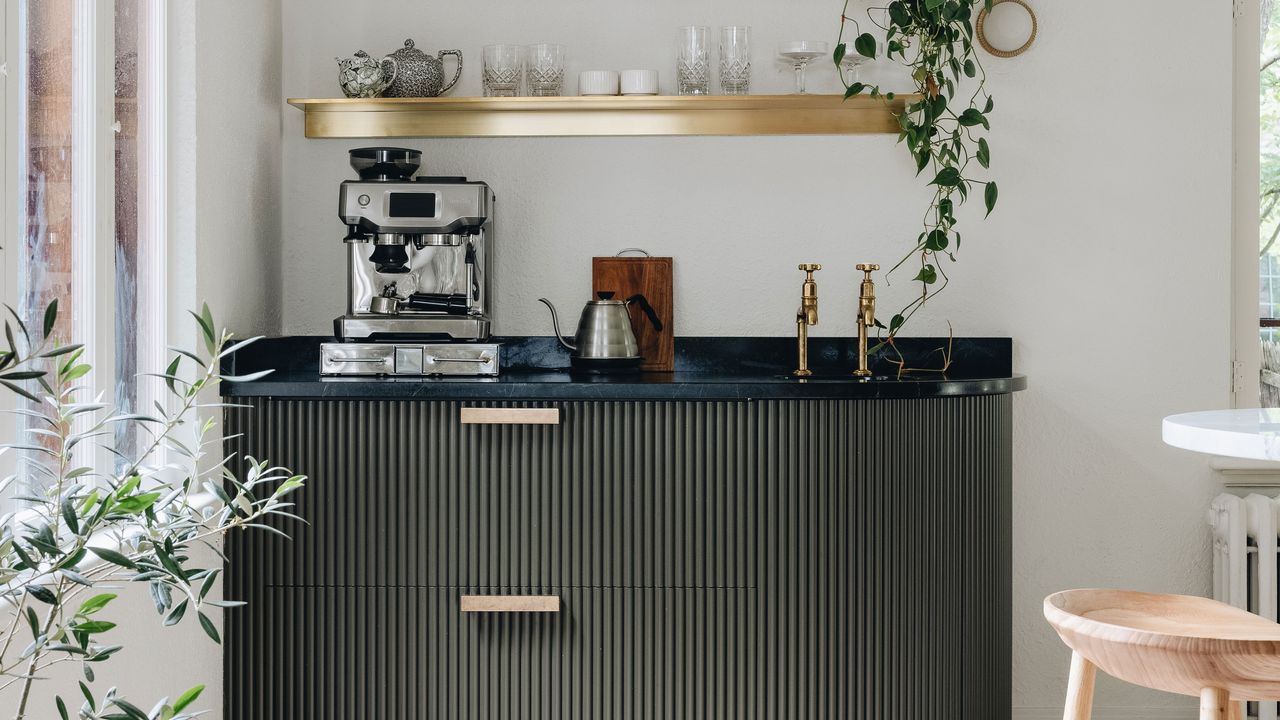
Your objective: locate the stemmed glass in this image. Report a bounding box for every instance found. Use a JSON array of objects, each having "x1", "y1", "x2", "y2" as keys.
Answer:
[
  {"x1": 778, "y1": 40, "x2": 828, "y2": 95},
  {"x1": 840, "y1": 54, "x2": 867, "y2": 85}
]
